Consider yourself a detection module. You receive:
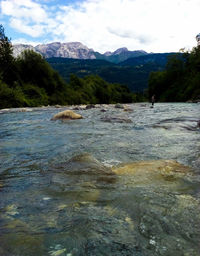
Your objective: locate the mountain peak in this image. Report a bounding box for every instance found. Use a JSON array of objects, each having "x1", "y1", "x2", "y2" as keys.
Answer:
[
  {"x1": 14, "y1": 42, "x2": 96, "y2": 59},
  {"x1": 13, "y1": 42, "x2": 148, "y2": 63},
  {"x1": 113, "y1": 47, "x2": 129, "y2": 55},
  {"x1": 103, "y1": 51, "x2": 113, "y2": 56}
]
